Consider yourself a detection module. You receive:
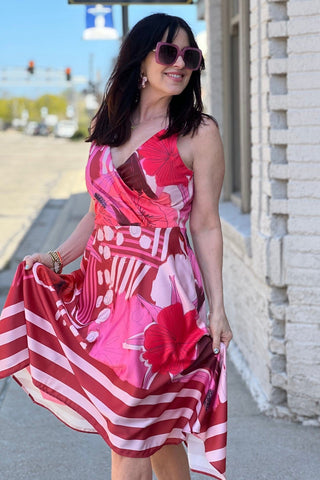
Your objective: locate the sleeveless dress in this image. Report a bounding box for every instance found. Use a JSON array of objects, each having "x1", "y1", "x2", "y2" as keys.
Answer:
[{"x1": 0, "y1": 130, "x2": 227, "y2": 479}]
